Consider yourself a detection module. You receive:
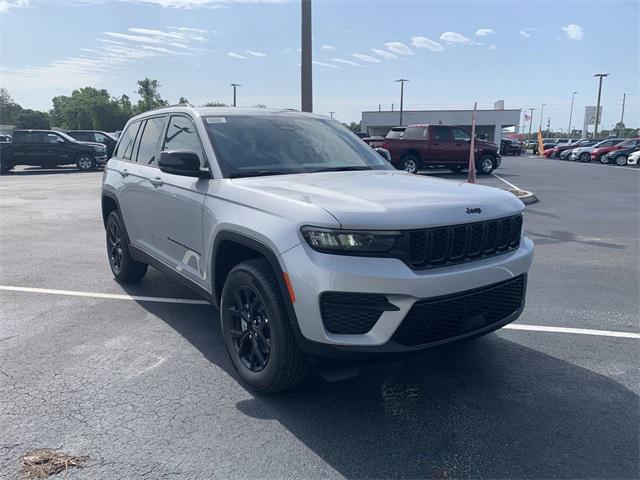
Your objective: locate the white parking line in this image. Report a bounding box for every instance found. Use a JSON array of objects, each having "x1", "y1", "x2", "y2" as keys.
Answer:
[
  {"x1": 0, "y1": 285, "x2": 209, "y2": 305},
  {"x1": 1, "y1": 284, "x2": 638, "y2": 339},
  {"x1": 491, "y1": 173, "x2": 521, "y2": 190}
]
